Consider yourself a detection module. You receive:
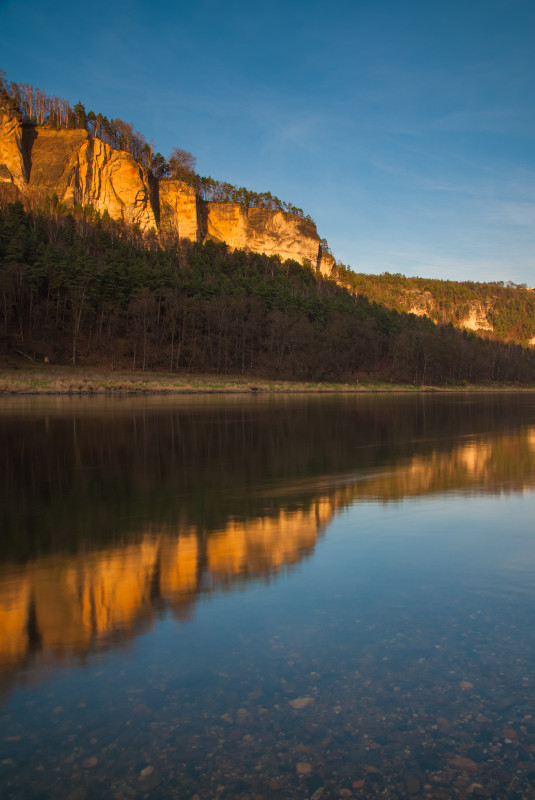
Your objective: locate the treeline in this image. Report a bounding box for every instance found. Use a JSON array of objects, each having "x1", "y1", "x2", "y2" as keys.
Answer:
[
  {"x1": 1, "y1": 192, "x2": 535, "y2": 385},
  {"x1": 0, "y1": 72, "x2": 149, "y2": 161},
  {"x1": 333, "y1": 265, "x2": 535, "y2": 345},
  {"x1": 0, "y1": 69, "x2": 310, "y2": 220},
  {"x1": 181, "y1": 175, "x2": 309, "y2": 218}
]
